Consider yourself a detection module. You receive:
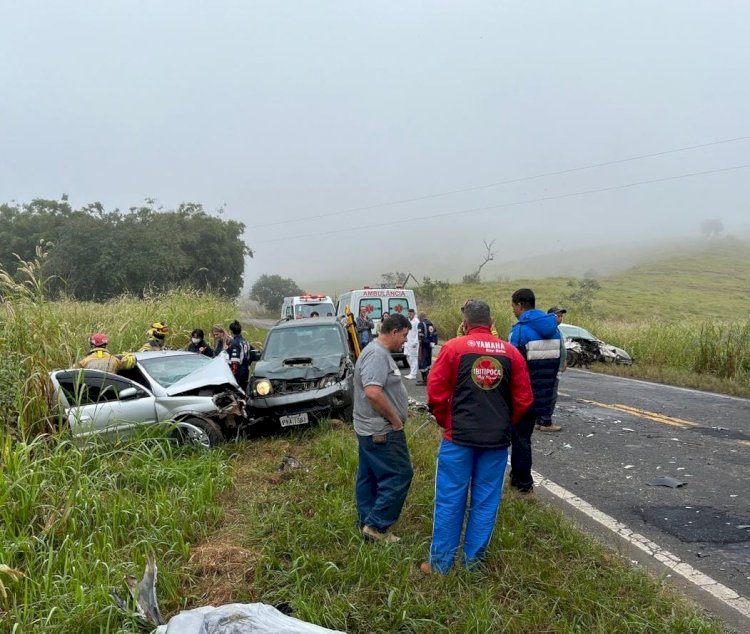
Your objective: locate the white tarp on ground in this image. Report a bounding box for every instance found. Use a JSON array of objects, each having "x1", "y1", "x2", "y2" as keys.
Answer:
[{"x1": 154, "y1": 603, "x2": 345, "y2": 634}]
